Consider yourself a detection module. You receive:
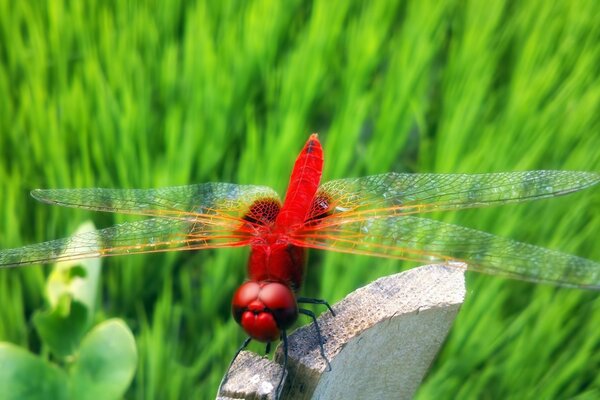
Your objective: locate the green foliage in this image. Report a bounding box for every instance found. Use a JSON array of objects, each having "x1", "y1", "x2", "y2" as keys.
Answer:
[
  {"x1": 69, "y1": 320, "x2": 138, "y2": 400},
  {"x1": 0, "y1": 223, "x2": 136, "y2": 399},
  {"x1": 0, "y1": 343, "x2": 69, "y2": 400},
  {"x1": 0, "y1": 0, "x2": 599, "y2": 399},
  {"x1": 33, "y1": 297, "x2": 88, "y2": 358}
]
